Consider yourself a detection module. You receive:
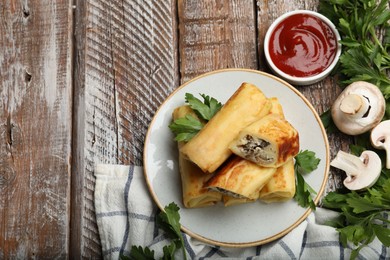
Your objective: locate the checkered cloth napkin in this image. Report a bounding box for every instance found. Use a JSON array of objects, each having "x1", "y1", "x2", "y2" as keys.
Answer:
[{"x1": 94, "y1": 164, "x2": 389, "y2": 259}]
